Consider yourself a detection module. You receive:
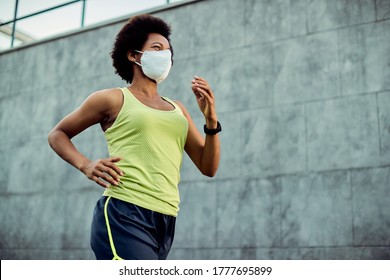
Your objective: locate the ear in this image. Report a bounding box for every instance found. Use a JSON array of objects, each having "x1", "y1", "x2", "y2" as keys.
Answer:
[{"x1": 127, "y1": 50, "x2": 137, "y2": 62}]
